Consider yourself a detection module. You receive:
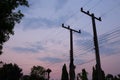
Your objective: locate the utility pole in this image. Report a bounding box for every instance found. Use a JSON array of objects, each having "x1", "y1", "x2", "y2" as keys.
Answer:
[
  {"x1": 81, "y1": 7, "x2": 102, "y2": 80},
  {"x1": 62, "y1": 24, "x2": 81, "y2": 80}
]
